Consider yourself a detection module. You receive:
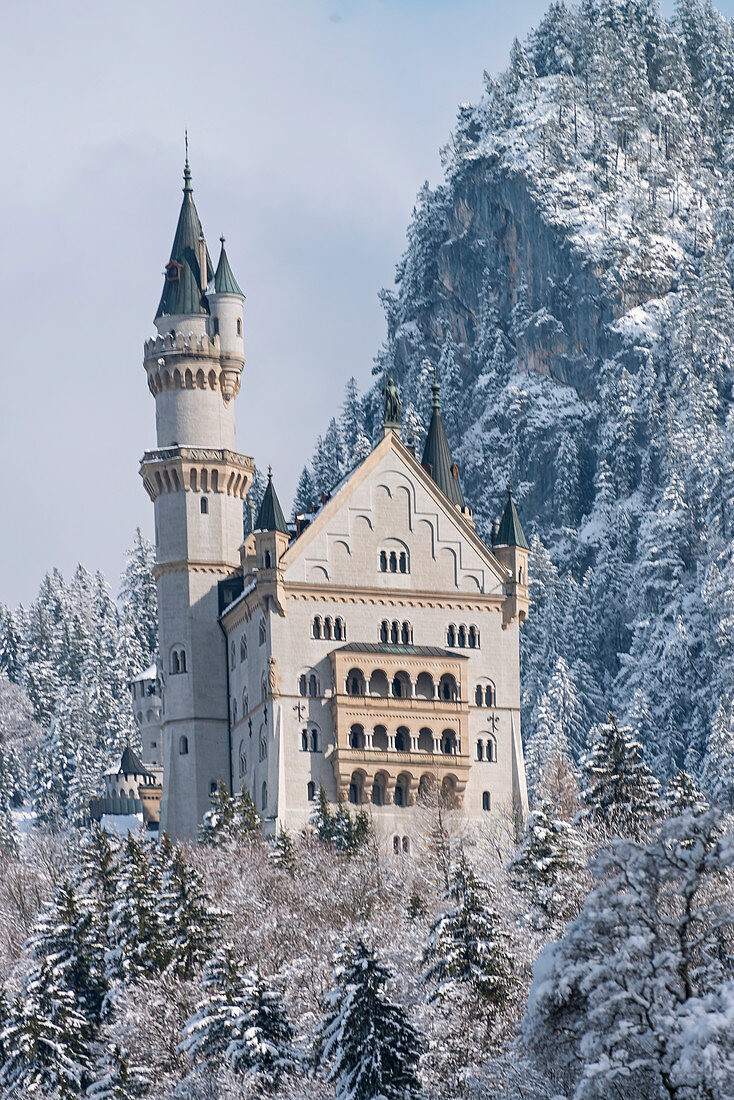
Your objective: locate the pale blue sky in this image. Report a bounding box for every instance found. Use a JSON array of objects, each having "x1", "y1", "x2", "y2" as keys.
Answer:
[{"x1": 0, "y1": 0, "x2": 725, "y2": 604}]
